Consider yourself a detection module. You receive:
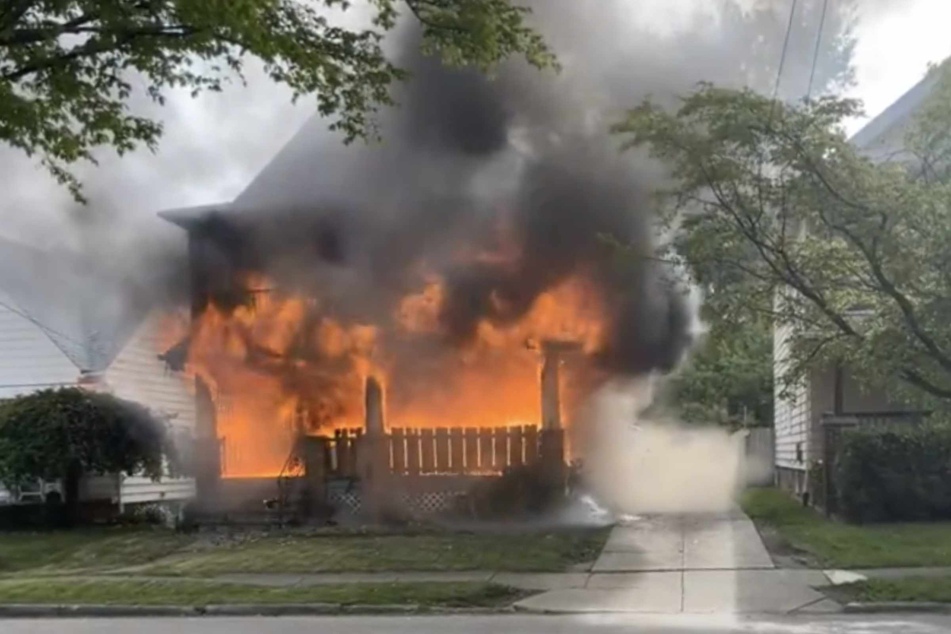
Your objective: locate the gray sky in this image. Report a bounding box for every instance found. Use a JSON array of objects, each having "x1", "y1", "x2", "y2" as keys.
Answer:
[{"x1": 0, "y1": 0, "x2": 948, "y2": 255}]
